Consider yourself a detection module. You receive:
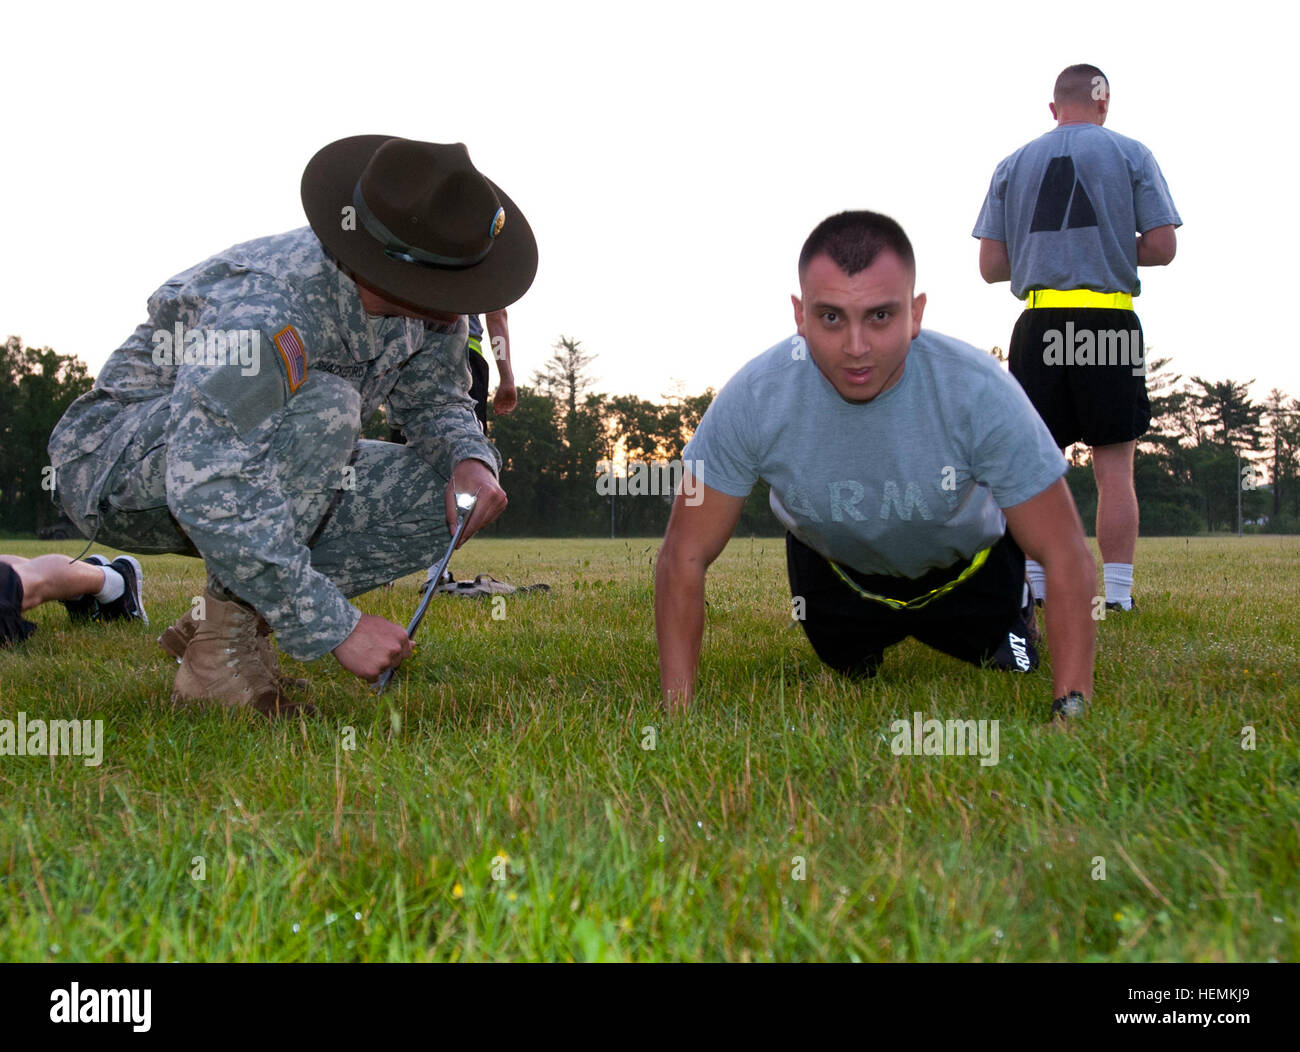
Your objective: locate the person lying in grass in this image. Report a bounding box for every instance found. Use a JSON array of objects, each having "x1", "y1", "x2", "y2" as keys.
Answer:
[{"x1": 0, "y1": 552, "x2": 146, "y2": 646}]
